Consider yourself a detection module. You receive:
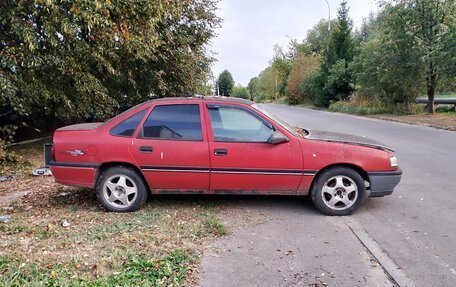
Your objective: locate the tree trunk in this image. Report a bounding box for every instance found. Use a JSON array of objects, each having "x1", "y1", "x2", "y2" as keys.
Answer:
[
  {"x1": 426, "y1": 61, "x2": 437, "y2": 114},
  {"x1": 427, "y1": 84, "x2": 435, "y2": 114}
]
